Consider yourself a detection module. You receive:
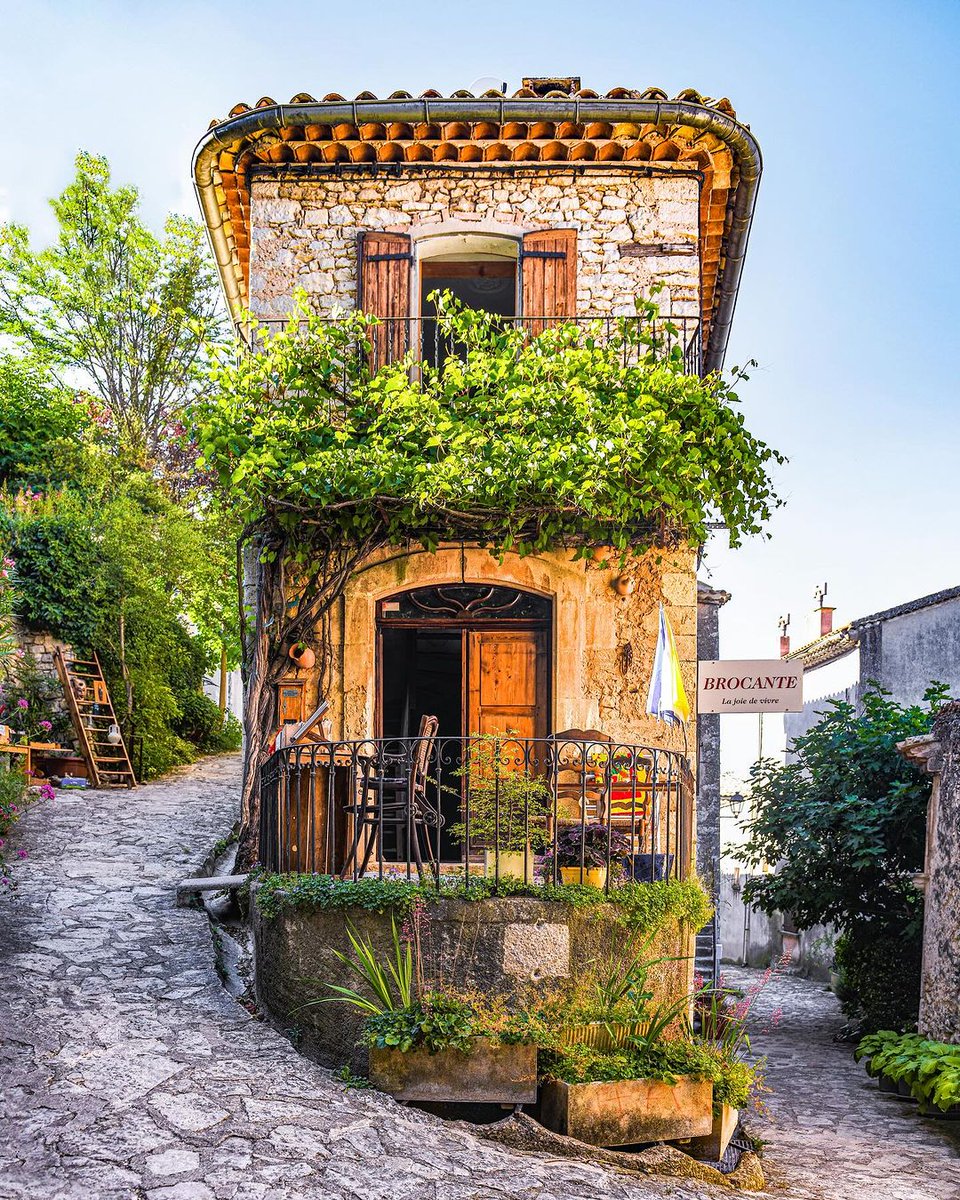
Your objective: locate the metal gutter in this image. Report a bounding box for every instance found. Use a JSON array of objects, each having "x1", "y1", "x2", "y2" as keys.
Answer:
[{"x1": 192, "y1": 98, "x2": 762, "y2": 371}]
